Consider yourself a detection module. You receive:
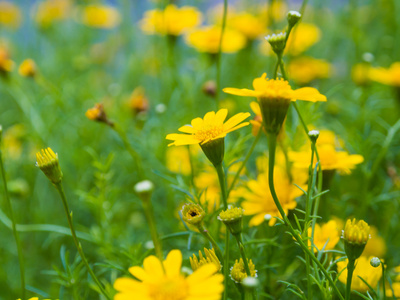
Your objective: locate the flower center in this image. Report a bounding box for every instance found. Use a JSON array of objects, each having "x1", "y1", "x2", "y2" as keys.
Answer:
[
  {"x1": 149, "y1": 276, "x2": 189, "y2": 300},
  {"x1": 195, "y1": 125, "x2": 224, "y2": 142}
]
